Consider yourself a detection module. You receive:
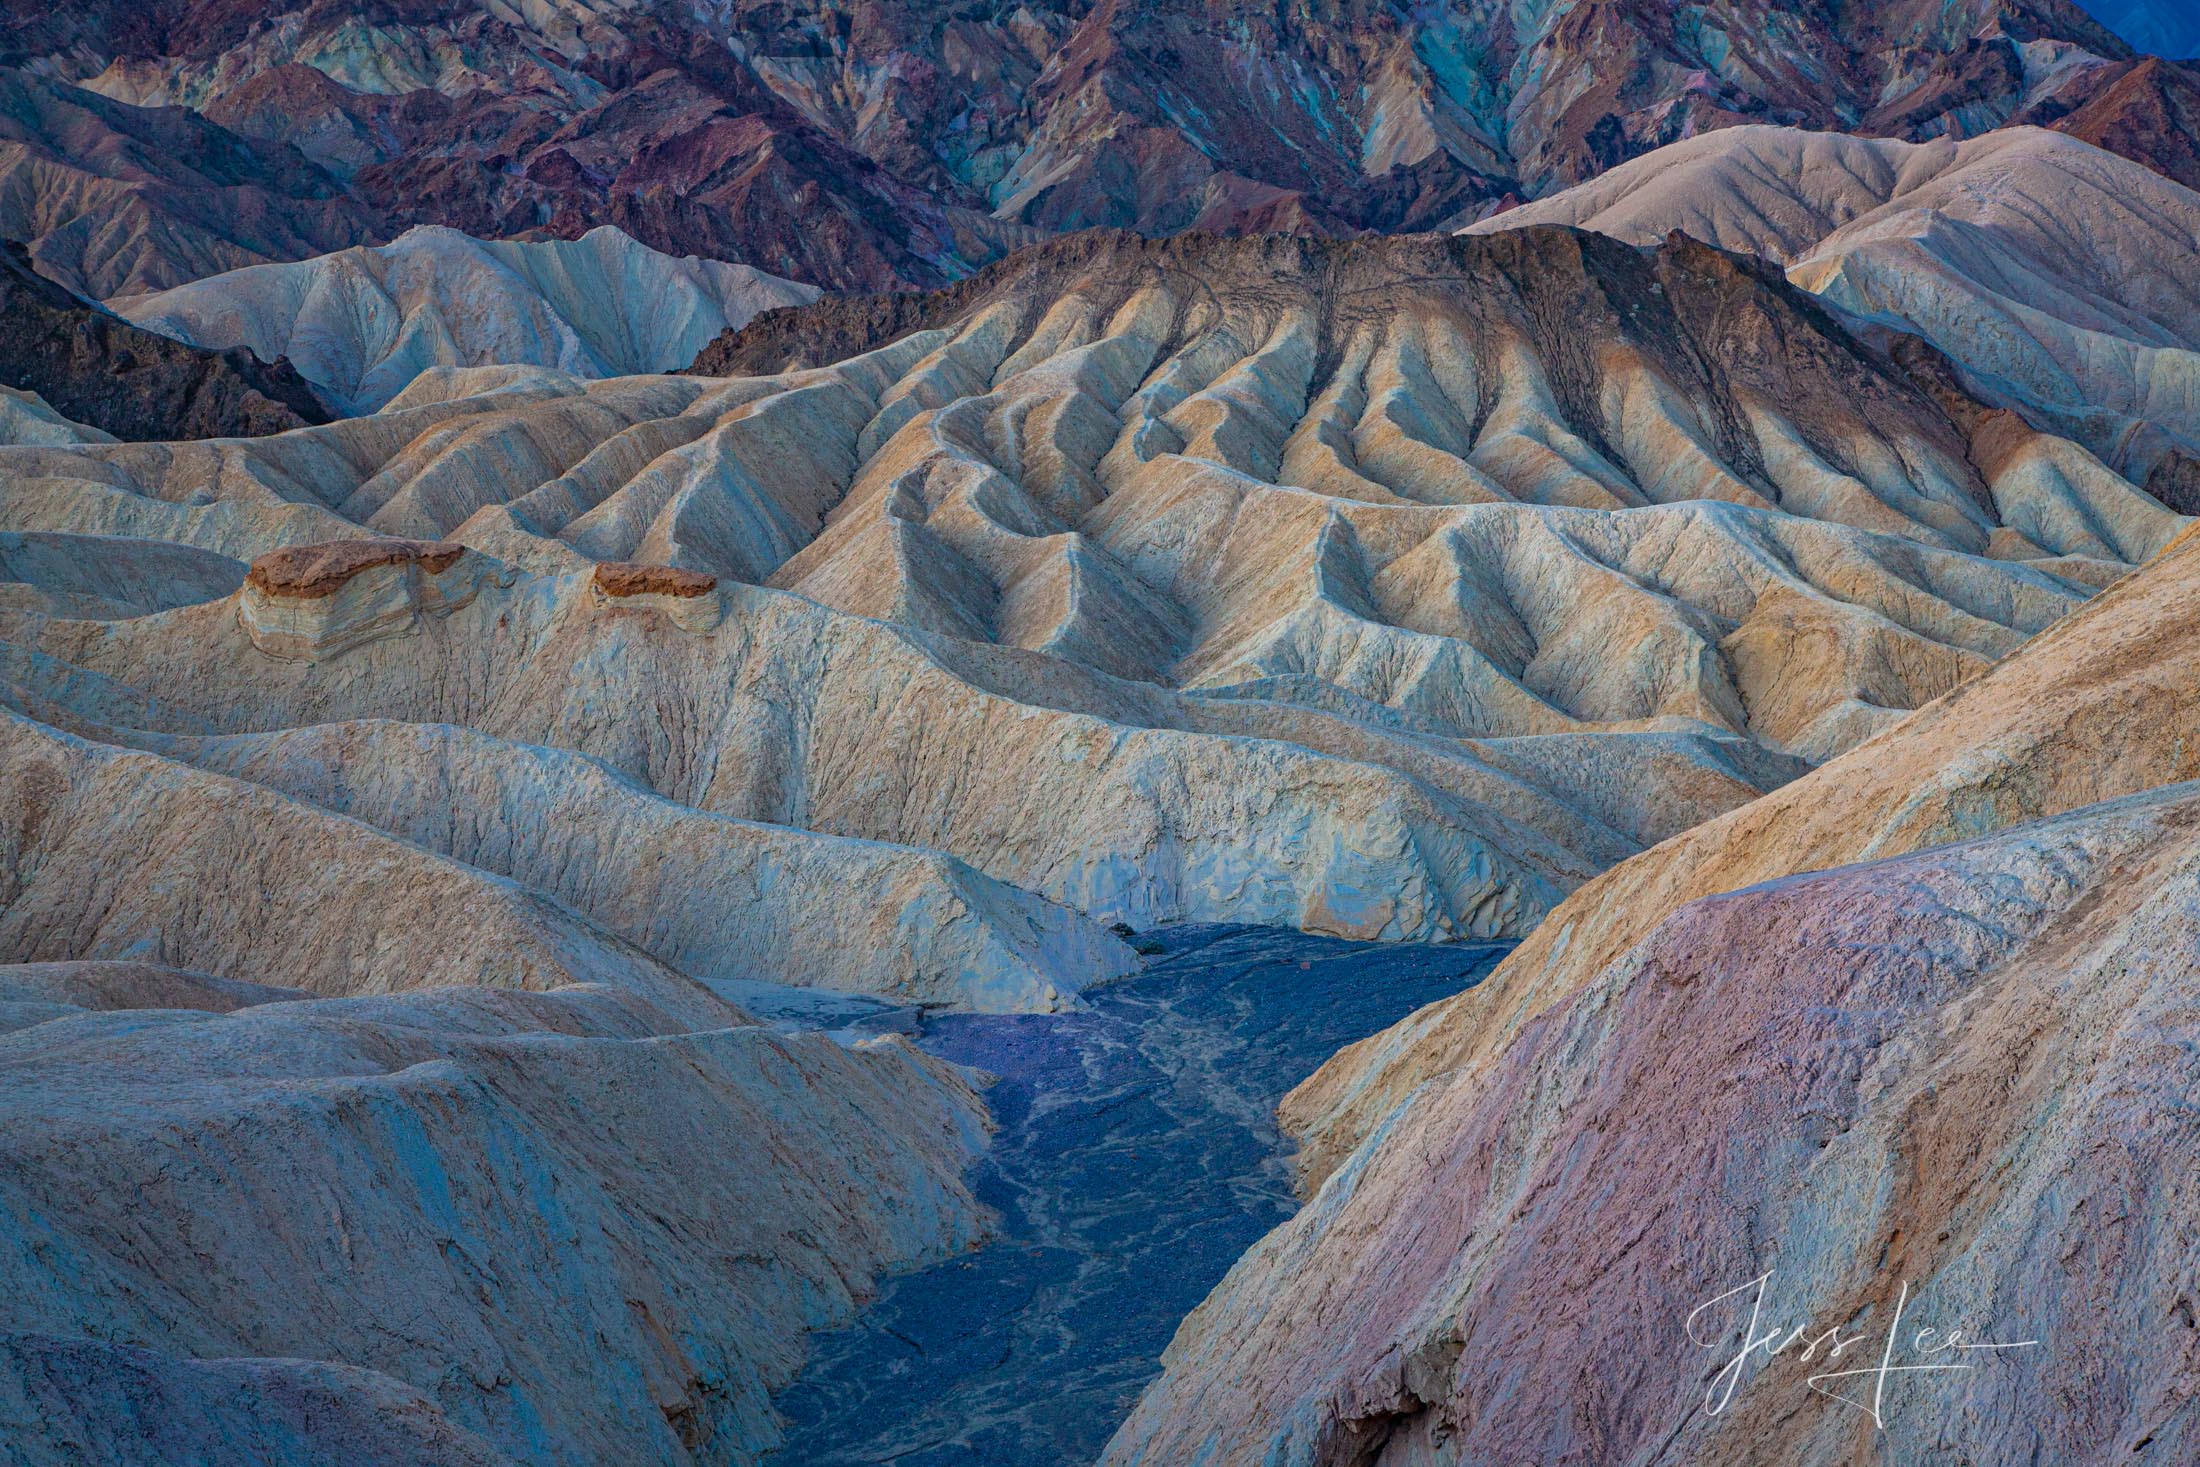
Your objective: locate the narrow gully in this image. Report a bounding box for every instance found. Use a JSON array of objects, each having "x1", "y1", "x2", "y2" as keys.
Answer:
[{"x1": 766, "y1": 924, "x2": 1508, "y2": 1466}]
